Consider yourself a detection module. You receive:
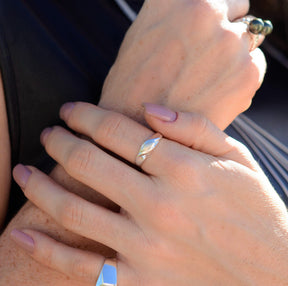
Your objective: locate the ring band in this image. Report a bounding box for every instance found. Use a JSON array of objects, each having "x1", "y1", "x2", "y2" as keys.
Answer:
[
  {"x1": 136, "y1": 133, "x2": 163, "y2": 167},
  {"x1": 240, "y1": 16, "x2": 273, "y2": 51},
  {"x1": 96, "y1": 259, "x2": 117, "y2": 286}
]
